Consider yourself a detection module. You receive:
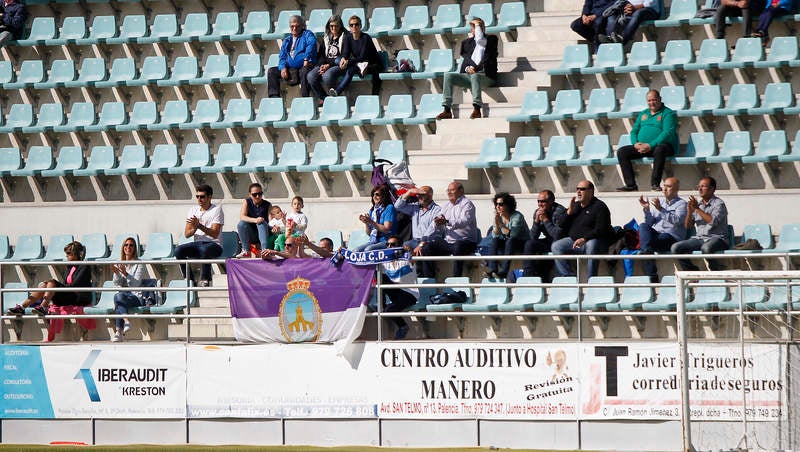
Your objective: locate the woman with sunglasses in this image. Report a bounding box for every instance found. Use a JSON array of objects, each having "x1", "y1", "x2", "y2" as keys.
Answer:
[
  {"x1": 485, "y1": 192, "x2": 529, "y2": 279},
  {"x1": 236, "y1": 183, "x2": 271, "y2": 258},
  {"x1": 307, "y1": 15, "x2": 347, "y2": 105},
  {"x1": 355, "y1": 184, "x2": 397, "y2": 251},
  {"x1": 110, "y1": 237, "x2": 145, "y2": 342},
  {"x1": 334, "y1": 14, "x2": 383, "y2": 96}
]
